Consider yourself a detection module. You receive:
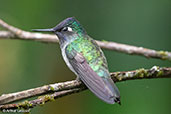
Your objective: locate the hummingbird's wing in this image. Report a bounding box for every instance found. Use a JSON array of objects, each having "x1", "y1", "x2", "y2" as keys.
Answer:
[{"x1": 66, "y1": 49, "x2": 119, "y2": 104}]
